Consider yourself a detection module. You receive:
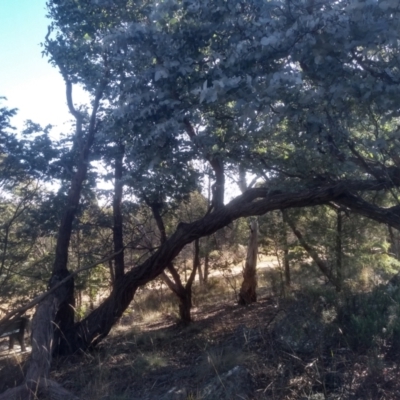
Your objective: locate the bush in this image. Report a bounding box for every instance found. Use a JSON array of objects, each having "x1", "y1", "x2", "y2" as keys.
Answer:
[{"x1": 336, "y1": 285, "x2": 400, "y2": 352}]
